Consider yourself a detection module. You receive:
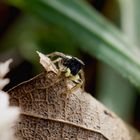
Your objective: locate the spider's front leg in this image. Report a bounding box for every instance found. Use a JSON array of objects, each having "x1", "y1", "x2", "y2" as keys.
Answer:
[
  {"x1": 47, "y1": 52, "x2": 66, "y2": 58},
  {"x1": 67, "y1": 70, "x2": 85, "y2": 94}
]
